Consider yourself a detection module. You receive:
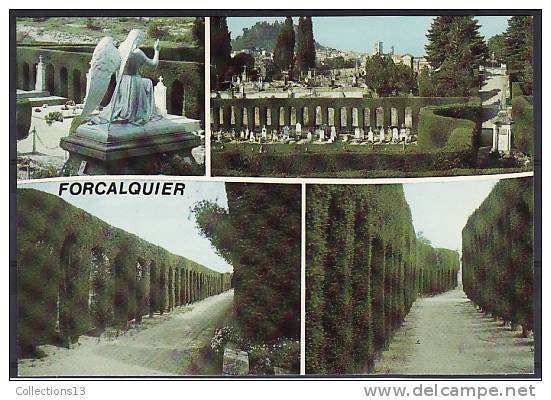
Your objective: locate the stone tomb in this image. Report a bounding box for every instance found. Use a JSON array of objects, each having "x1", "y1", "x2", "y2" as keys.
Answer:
[{"x1": 60, "y1": 115, "x2": 201, "y2": 175}]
